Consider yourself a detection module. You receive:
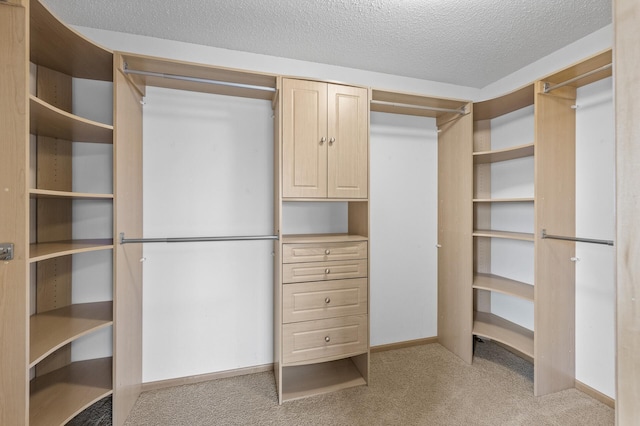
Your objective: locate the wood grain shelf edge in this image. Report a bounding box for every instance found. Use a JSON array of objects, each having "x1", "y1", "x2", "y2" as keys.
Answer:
[
  {"x1": 473, "y1": 273, "x2": 534, "y2": 301},
  {"x1": 473, "y1": 311, "x2": 534, "y2": 358},
  {"x1": 29, "y1": 239, "x2": 114, "y2": 262}
]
